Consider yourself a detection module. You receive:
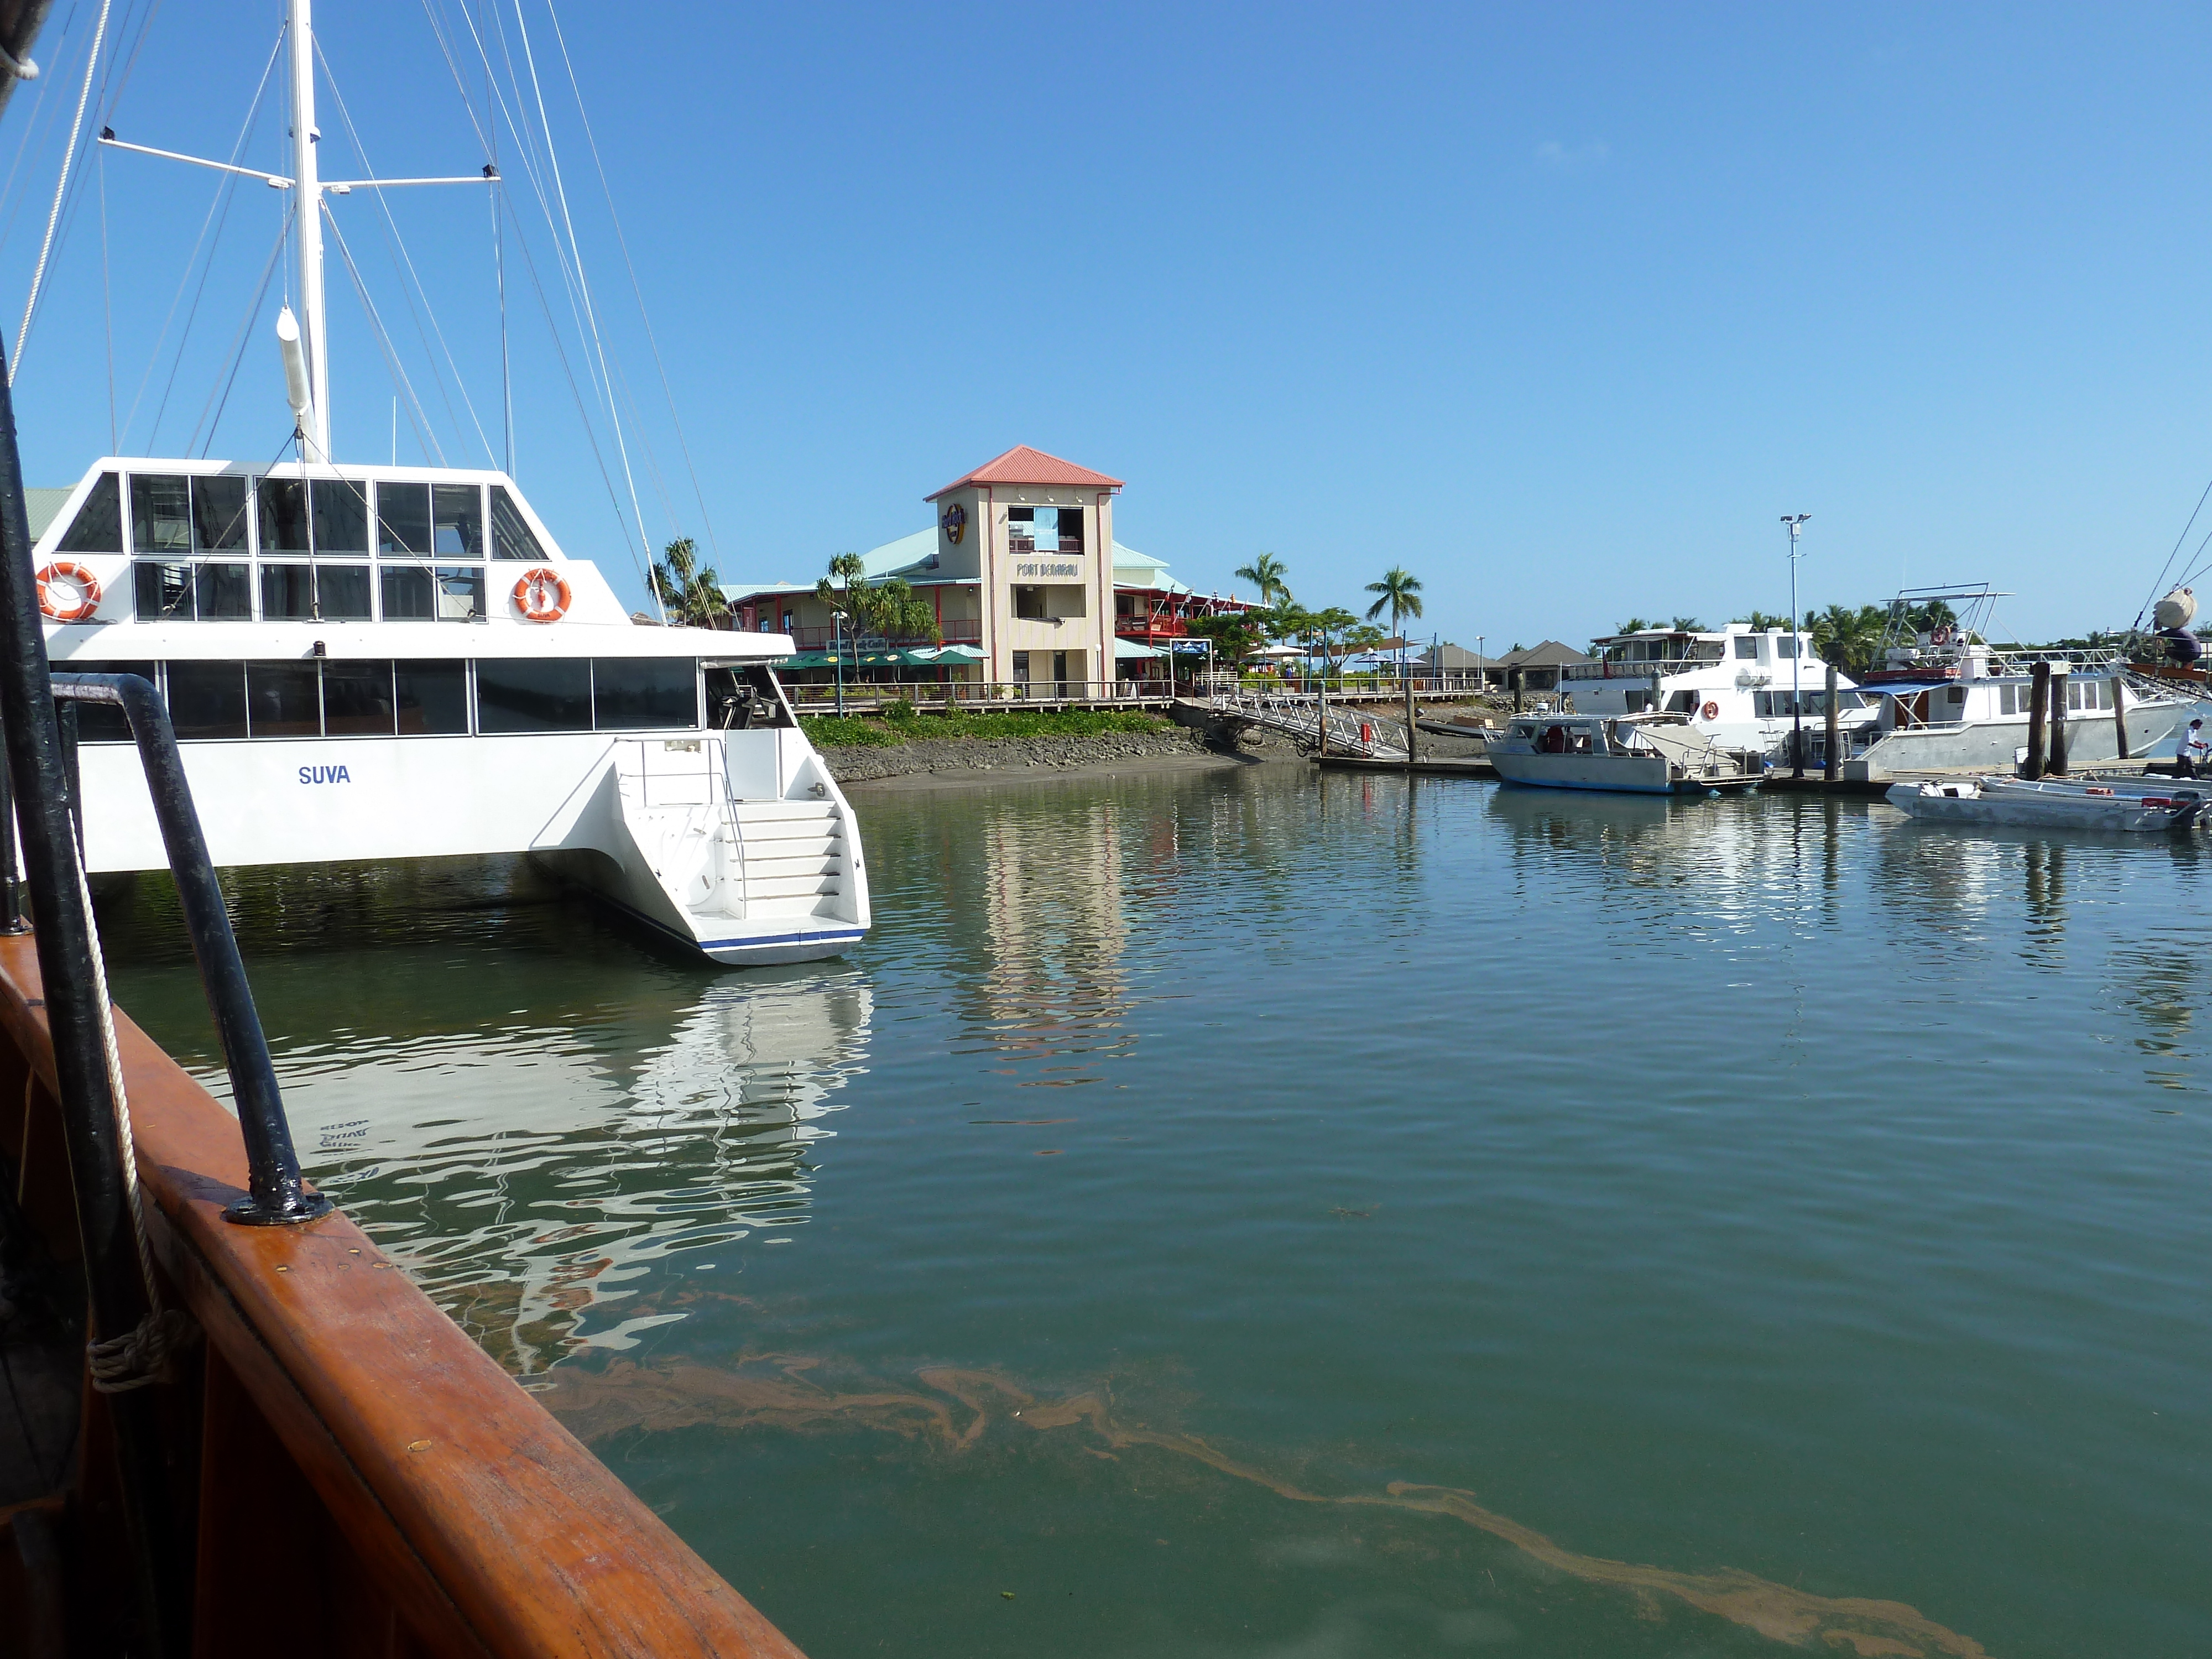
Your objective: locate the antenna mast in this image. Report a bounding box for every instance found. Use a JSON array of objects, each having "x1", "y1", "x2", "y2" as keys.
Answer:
[{"x1": 288, "y1": 0, "x2": 330, "y2": 458}]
